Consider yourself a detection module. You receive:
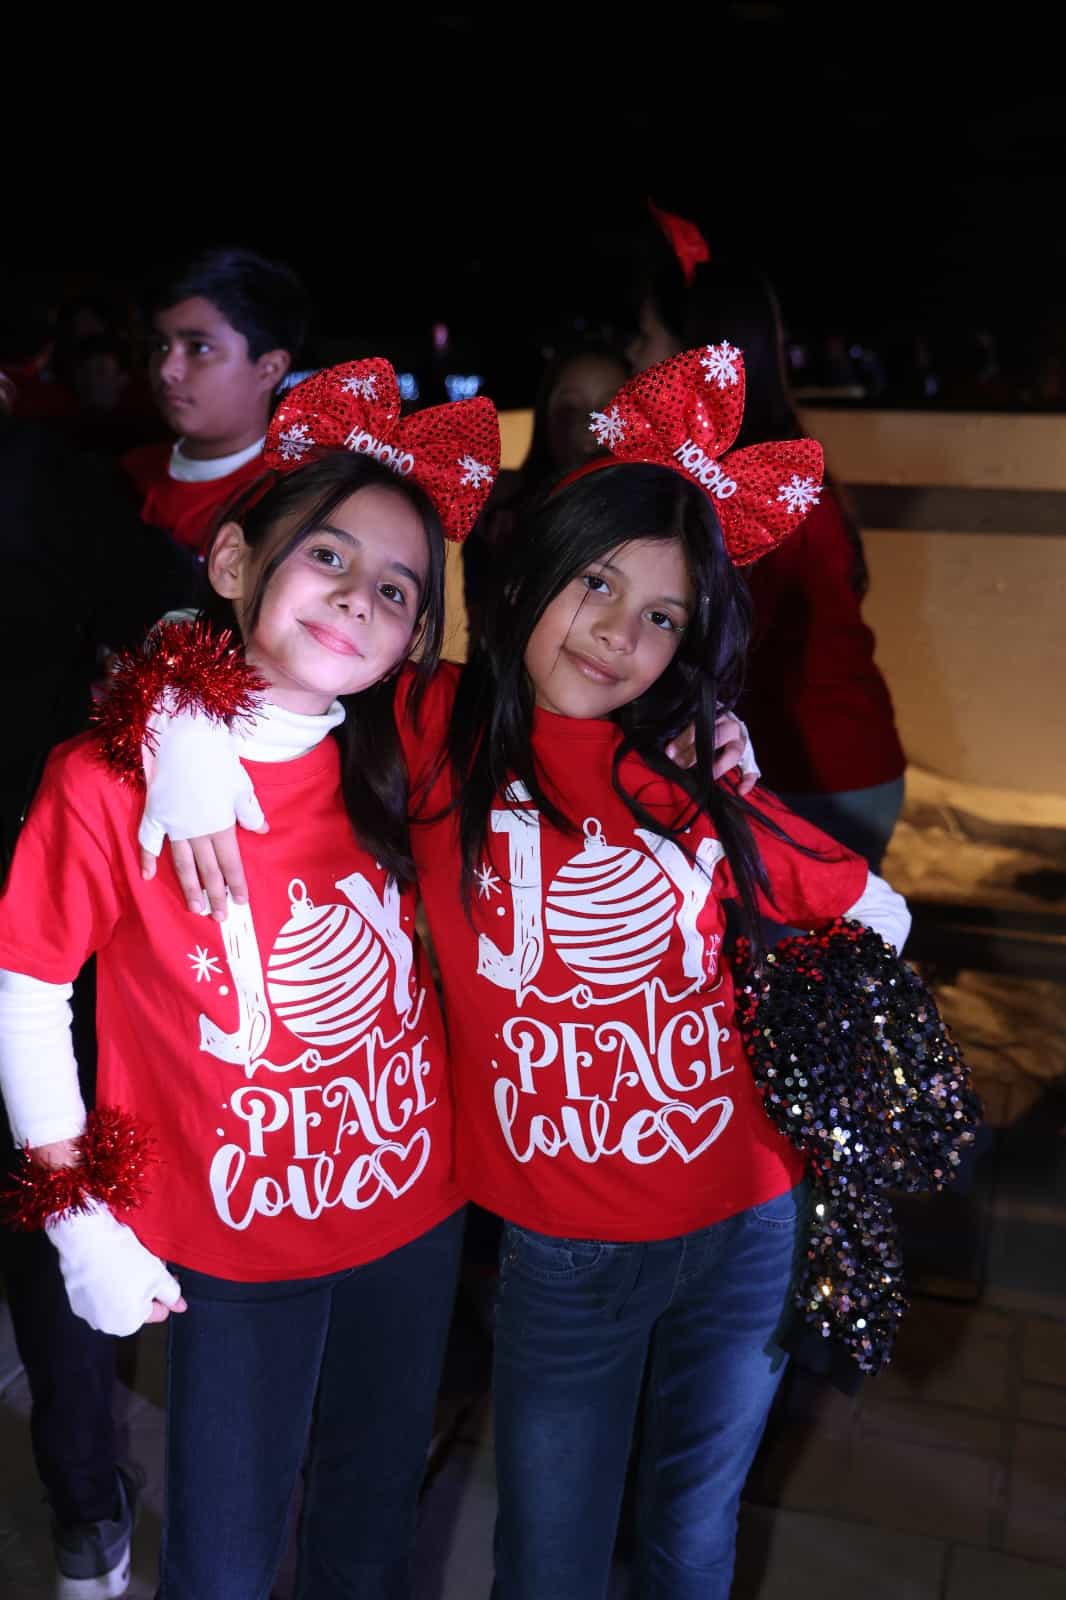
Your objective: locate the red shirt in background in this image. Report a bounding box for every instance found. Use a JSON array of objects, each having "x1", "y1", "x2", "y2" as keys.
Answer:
[
  {"x1": 741, "y1": 489, "x2": 904, "y2": 794},
  {"x1": 122, "y1": 442, "x2": 266, "y2": 556}
]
